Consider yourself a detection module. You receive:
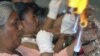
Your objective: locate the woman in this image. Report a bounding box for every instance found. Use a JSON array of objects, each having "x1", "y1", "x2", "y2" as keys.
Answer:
[
  {"x1": 19, "y1": 4, "x2": 40, "y2": 50},
  {"x1": 0, "y1": 1, "x2": 23, "y2": 56}
]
